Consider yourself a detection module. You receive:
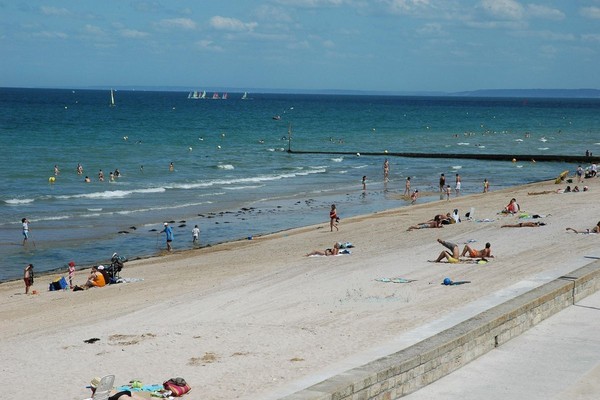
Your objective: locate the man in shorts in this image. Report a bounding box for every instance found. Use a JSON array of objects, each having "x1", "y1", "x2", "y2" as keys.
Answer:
[
  {"x1": 461, "y1": 242, "x2": 493, "y2": 258},
  {"x1": 161, "y1": 222, "x2": 174, "y2": 251},
  {"x1": 433, "y1": 239, "x2": 460, "y2": 263}
]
